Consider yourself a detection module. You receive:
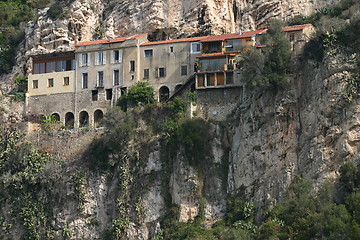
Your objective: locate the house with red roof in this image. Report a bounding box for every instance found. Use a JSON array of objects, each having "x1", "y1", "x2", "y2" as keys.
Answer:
[
  {"x1": 195, "y1": 24, "x2": 315, "y2": 90},
  {"x1": 26, "y1": 24, "x2": 315, "y2": 128}
]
